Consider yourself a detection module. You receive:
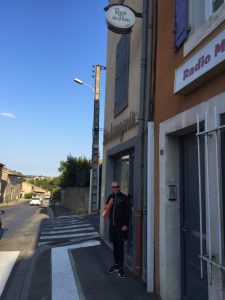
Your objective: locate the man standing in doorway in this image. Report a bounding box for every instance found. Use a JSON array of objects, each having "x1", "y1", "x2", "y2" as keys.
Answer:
[{"x1": 106, "y1": 181, "x2": 130, "y2": 278}]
